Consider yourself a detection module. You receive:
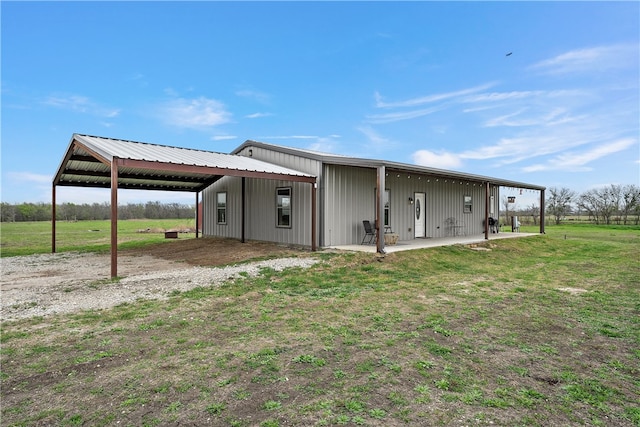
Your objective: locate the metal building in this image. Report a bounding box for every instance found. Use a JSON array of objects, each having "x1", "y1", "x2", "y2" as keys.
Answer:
[
  {"x1": 52, "y1": 134, "x2": 546, "y2": 276},
  {"x1": 203, "y1": 141, "x2": 546, "y2": 251}
]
